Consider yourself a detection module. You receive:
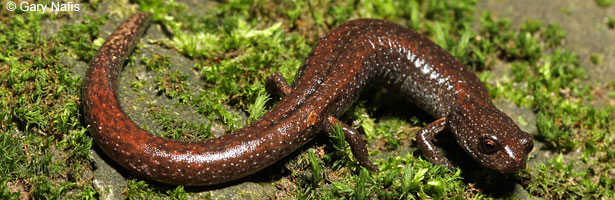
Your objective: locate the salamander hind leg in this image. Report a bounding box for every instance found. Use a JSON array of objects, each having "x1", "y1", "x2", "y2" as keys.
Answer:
[
  {"x1": 416, "y1": 117, "x2": 457, "y2": 169},
  {"x1": 325, "y1": 116, "x2": 379, "y2": 172},
  {"x1": 266, "y1": 72, "x2": 292, "y2": 98}
]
